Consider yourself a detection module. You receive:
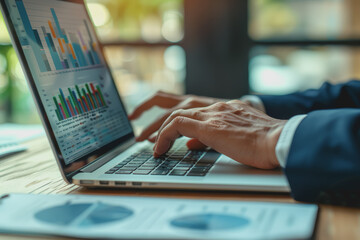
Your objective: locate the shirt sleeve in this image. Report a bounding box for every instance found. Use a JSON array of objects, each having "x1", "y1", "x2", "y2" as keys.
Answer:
[
  {"x1": 275, "y1": 115, "x2": 307, "y2": 167},
  {"x1": 240, "y1": 95, "x2": 307, "y2": 167}
]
